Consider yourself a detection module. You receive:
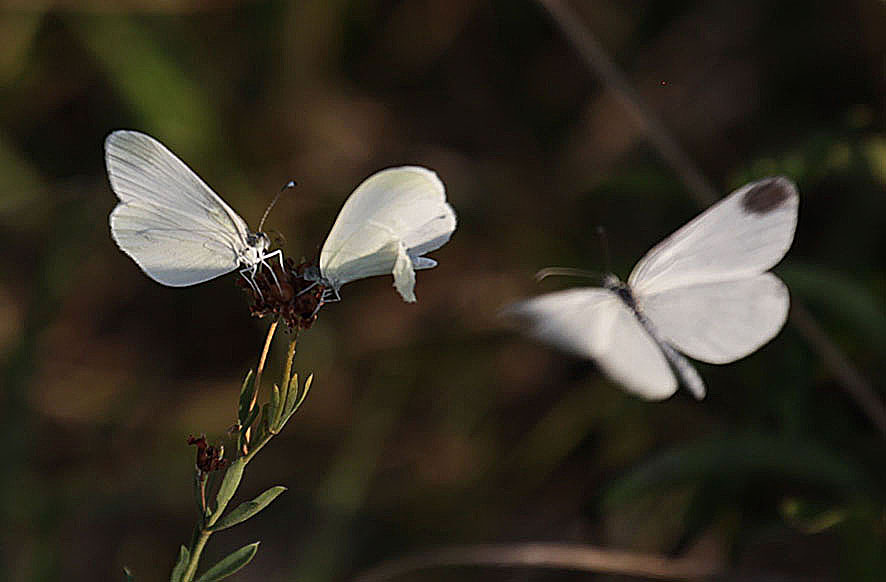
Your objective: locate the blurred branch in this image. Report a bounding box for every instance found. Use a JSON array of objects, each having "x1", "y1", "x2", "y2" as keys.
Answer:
[
  {"x1": 536, "y1": 0, "x2": 885, "y2": 435},
  {"x1": 536, "y1": 0, "x2": 718, "y2": 206},
  {"x1": 354, "y1": 542, "x2": 719, "y2": 581},
  {"x1": 788, "y1": 303, "x2": 886, "y2": 433}
]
